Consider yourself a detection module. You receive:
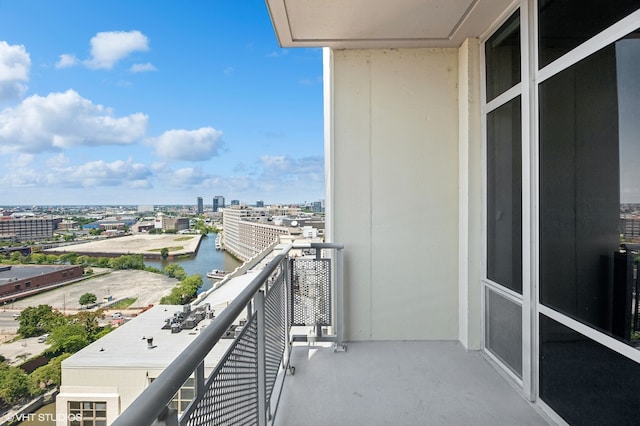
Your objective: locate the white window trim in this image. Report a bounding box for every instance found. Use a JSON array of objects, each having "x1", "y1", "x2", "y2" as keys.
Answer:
[{"x1": 533, "y1": 3, "x2": 640, "y2": 367}]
